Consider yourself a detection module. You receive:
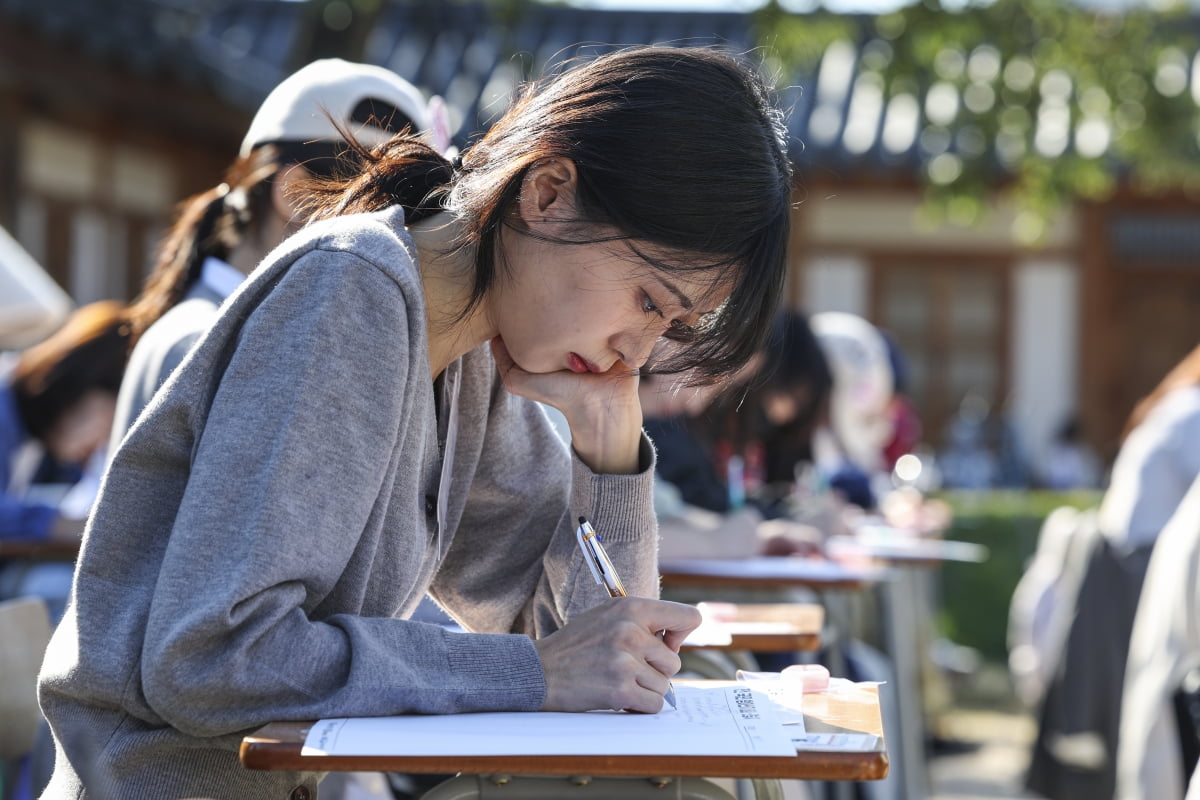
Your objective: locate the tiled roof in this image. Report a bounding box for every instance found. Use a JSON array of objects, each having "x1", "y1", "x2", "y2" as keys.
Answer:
[
  {"x1": 0, "y1": 0, "x2": 247, "y2": 99},
  {"x1": 189, "y1": 1, "x2": 773, "y2": 152},
  {"x1": 4, "y1": 0, "x2": 1184, "y2": 176}
]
